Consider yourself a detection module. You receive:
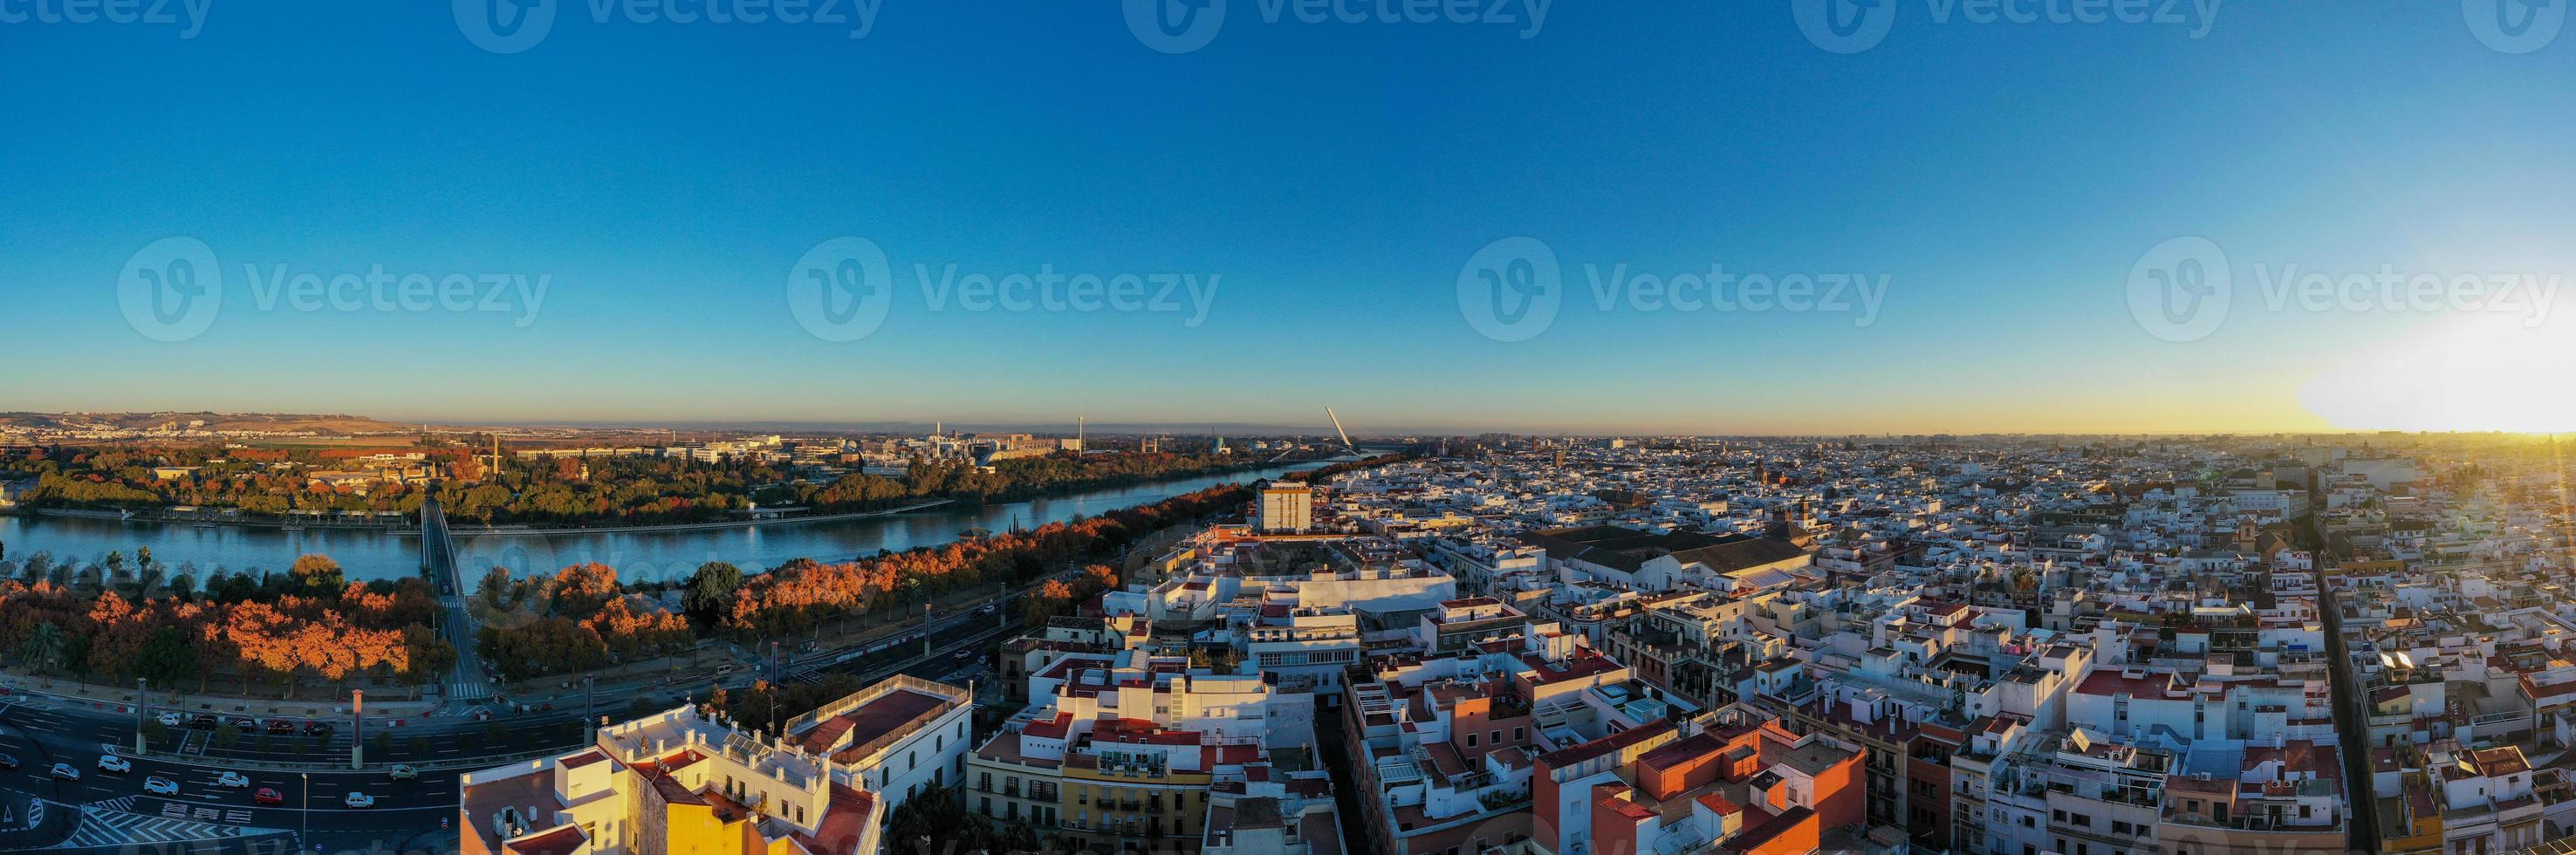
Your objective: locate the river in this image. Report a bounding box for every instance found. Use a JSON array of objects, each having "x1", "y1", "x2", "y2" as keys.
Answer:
[{"x1": 0, "y1": 462, "x2": 1328, "y2": 585}]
